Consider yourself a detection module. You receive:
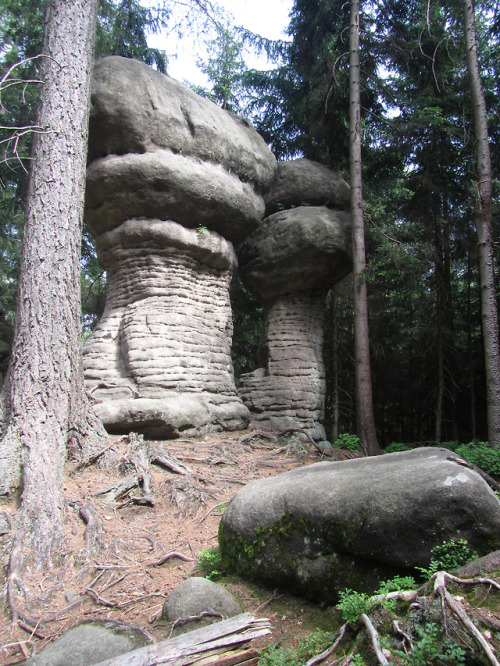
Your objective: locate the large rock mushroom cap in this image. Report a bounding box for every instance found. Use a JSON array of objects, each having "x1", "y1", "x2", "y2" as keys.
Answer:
[
  {"x1": 237, "y1": 206, "x2": 352, "y2": 301},
  {"x1": 85, "y1": 56, "x2": 277, "y2": 244}
]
